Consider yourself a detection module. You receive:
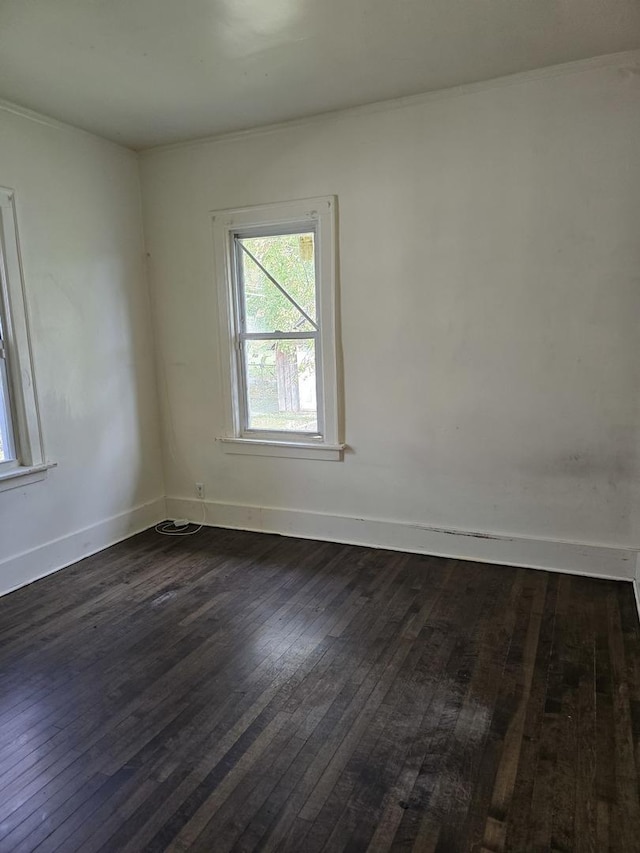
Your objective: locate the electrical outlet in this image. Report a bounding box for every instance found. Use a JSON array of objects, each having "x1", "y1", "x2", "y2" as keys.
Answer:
[{"x1": 195, "y1": 482, "x2": 205, "y2": 499}]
